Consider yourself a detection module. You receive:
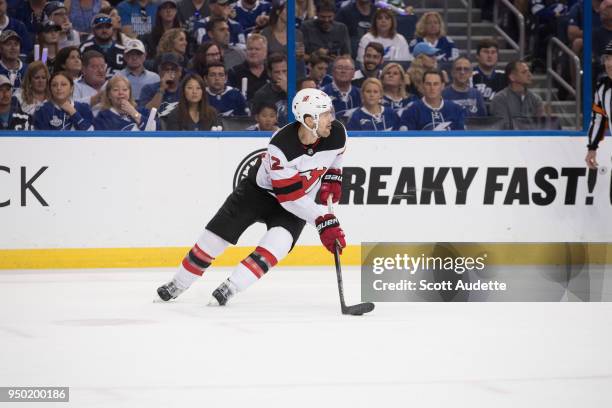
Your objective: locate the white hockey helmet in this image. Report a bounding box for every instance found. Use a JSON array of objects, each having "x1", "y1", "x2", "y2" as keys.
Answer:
[{"x1": 292, "y1": 88, "x2": 334, "y2": 135}]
